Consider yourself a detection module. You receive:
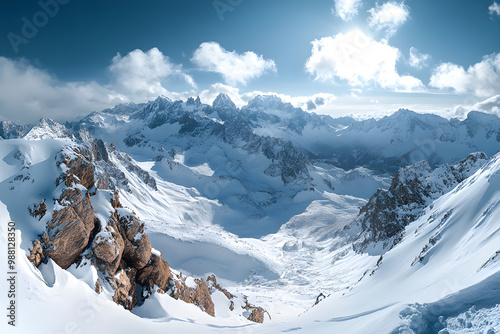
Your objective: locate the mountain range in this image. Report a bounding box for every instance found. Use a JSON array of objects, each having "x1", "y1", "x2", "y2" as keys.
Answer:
[{"x1": 0, "y1": 94, "x2": 499, "y2": 333}]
